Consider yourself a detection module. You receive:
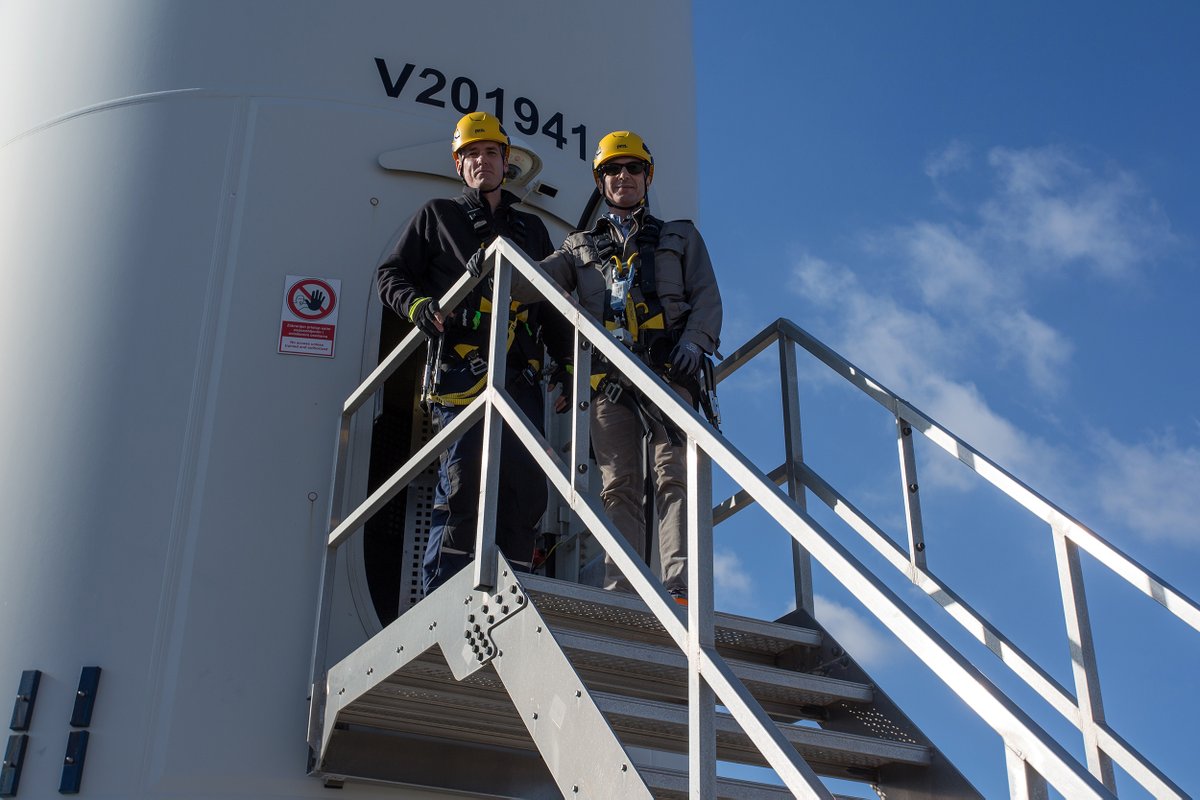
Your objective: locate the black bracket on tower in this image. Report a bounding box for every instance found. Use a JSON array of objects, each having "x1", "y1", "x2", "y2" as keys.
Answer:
[
  {"x1": 58, "y1": 666, "x2": 101, "y2": 794},
  {"x1": 8, "y1": 671, "x2": 41, "y2": 732},
  {"x1": 69, "y1": 668, "x2": 100, "y2": 729},
  {"x1": 58, "y1": 731, "x2": 88, "y2": 794},
  {"x1": 1, "y1": 734, "x2": 29, "y2": 797}
]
